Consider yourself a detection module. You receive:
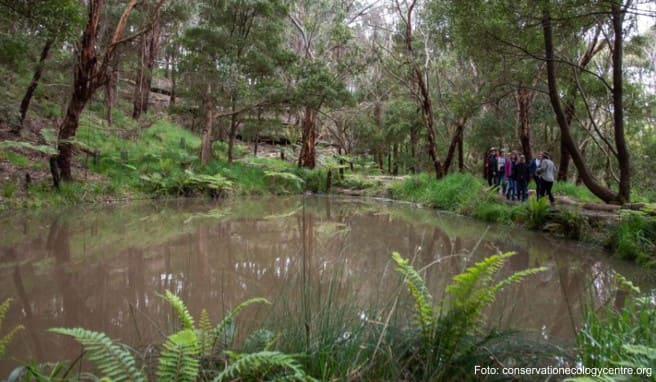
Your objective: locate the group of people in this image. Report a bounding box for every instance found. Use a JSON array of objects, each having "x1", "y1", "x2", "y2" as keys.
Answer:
[{"x1": 484, "y1": 148, "x2": 556, "y2": 204}]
